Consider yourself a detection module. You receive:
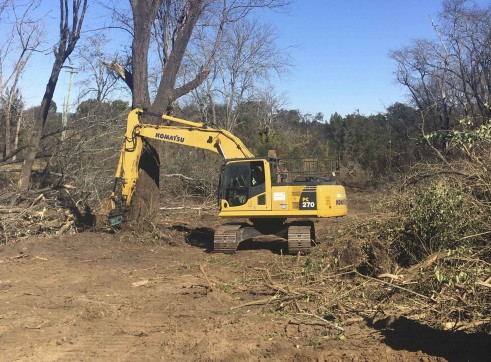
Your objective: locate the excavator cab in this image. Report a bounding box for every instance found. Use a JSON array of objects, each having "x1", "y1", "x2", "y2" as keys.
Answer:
[
  {"x1": 219, "y1": 159, "x2": 268, "y2": 208},
  {"x1": 214, "y1": 155, "x2": 347, "y2": 253}
]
